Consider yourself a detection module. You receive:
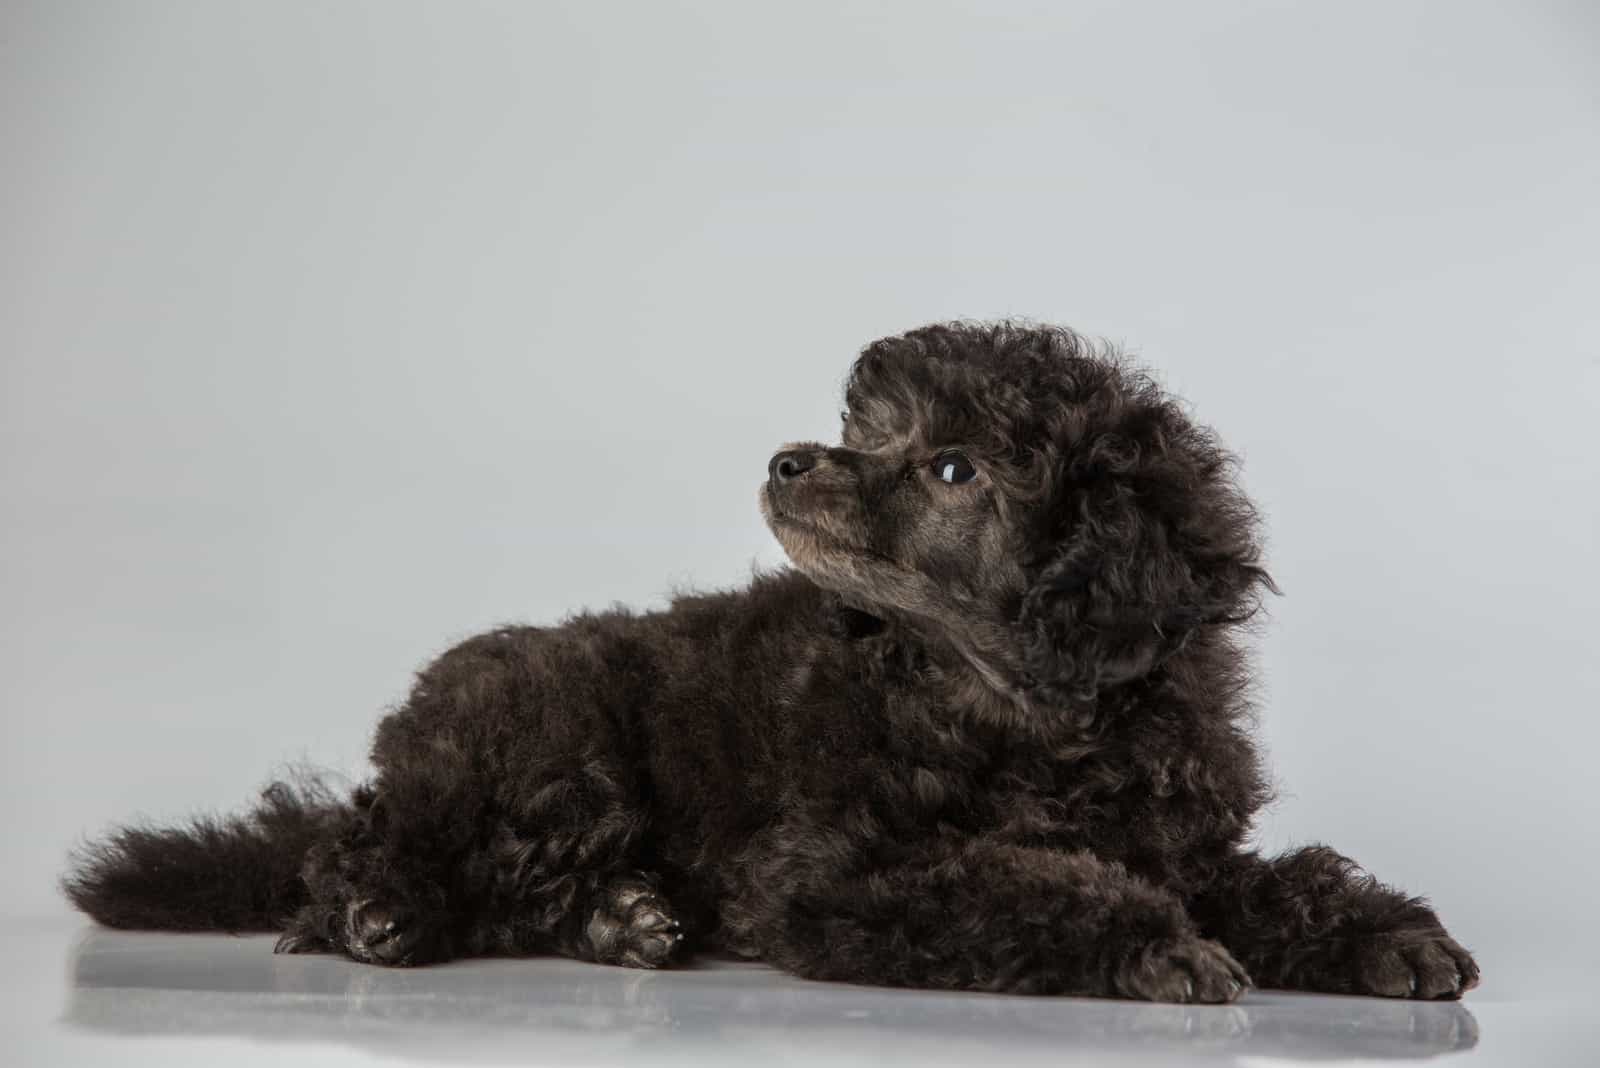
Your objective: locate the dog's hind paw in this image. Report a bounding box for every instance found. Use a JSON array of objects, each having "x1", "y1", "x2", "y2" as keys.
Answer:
[
  {"x1": 343, "y1": 898, "x2": 447, "y2": 966},
  {"x1": 585, "y1": 874, "x2": 685, "y2": 968}
]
